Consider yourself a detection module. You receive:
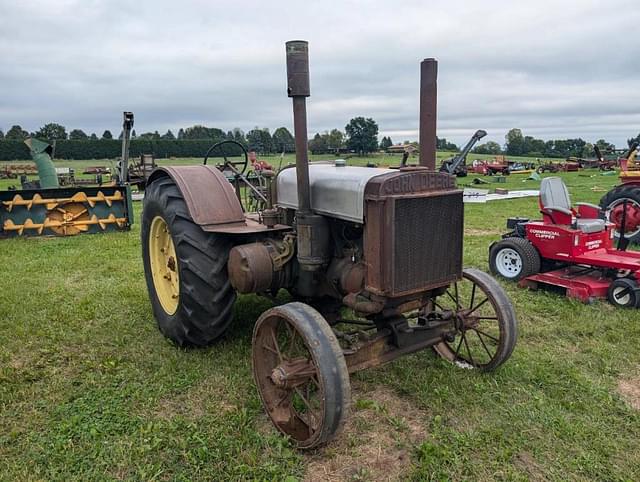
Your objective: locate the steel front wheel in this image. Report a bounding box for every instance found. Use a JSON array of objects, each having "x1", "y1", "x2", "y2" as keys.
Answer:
[
  {"x1": 433, "y1": 268, "x2": 518, "y2": 371},
  {"x1": 252, "y1": 302, "x2": 351, "y2": 449}
]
